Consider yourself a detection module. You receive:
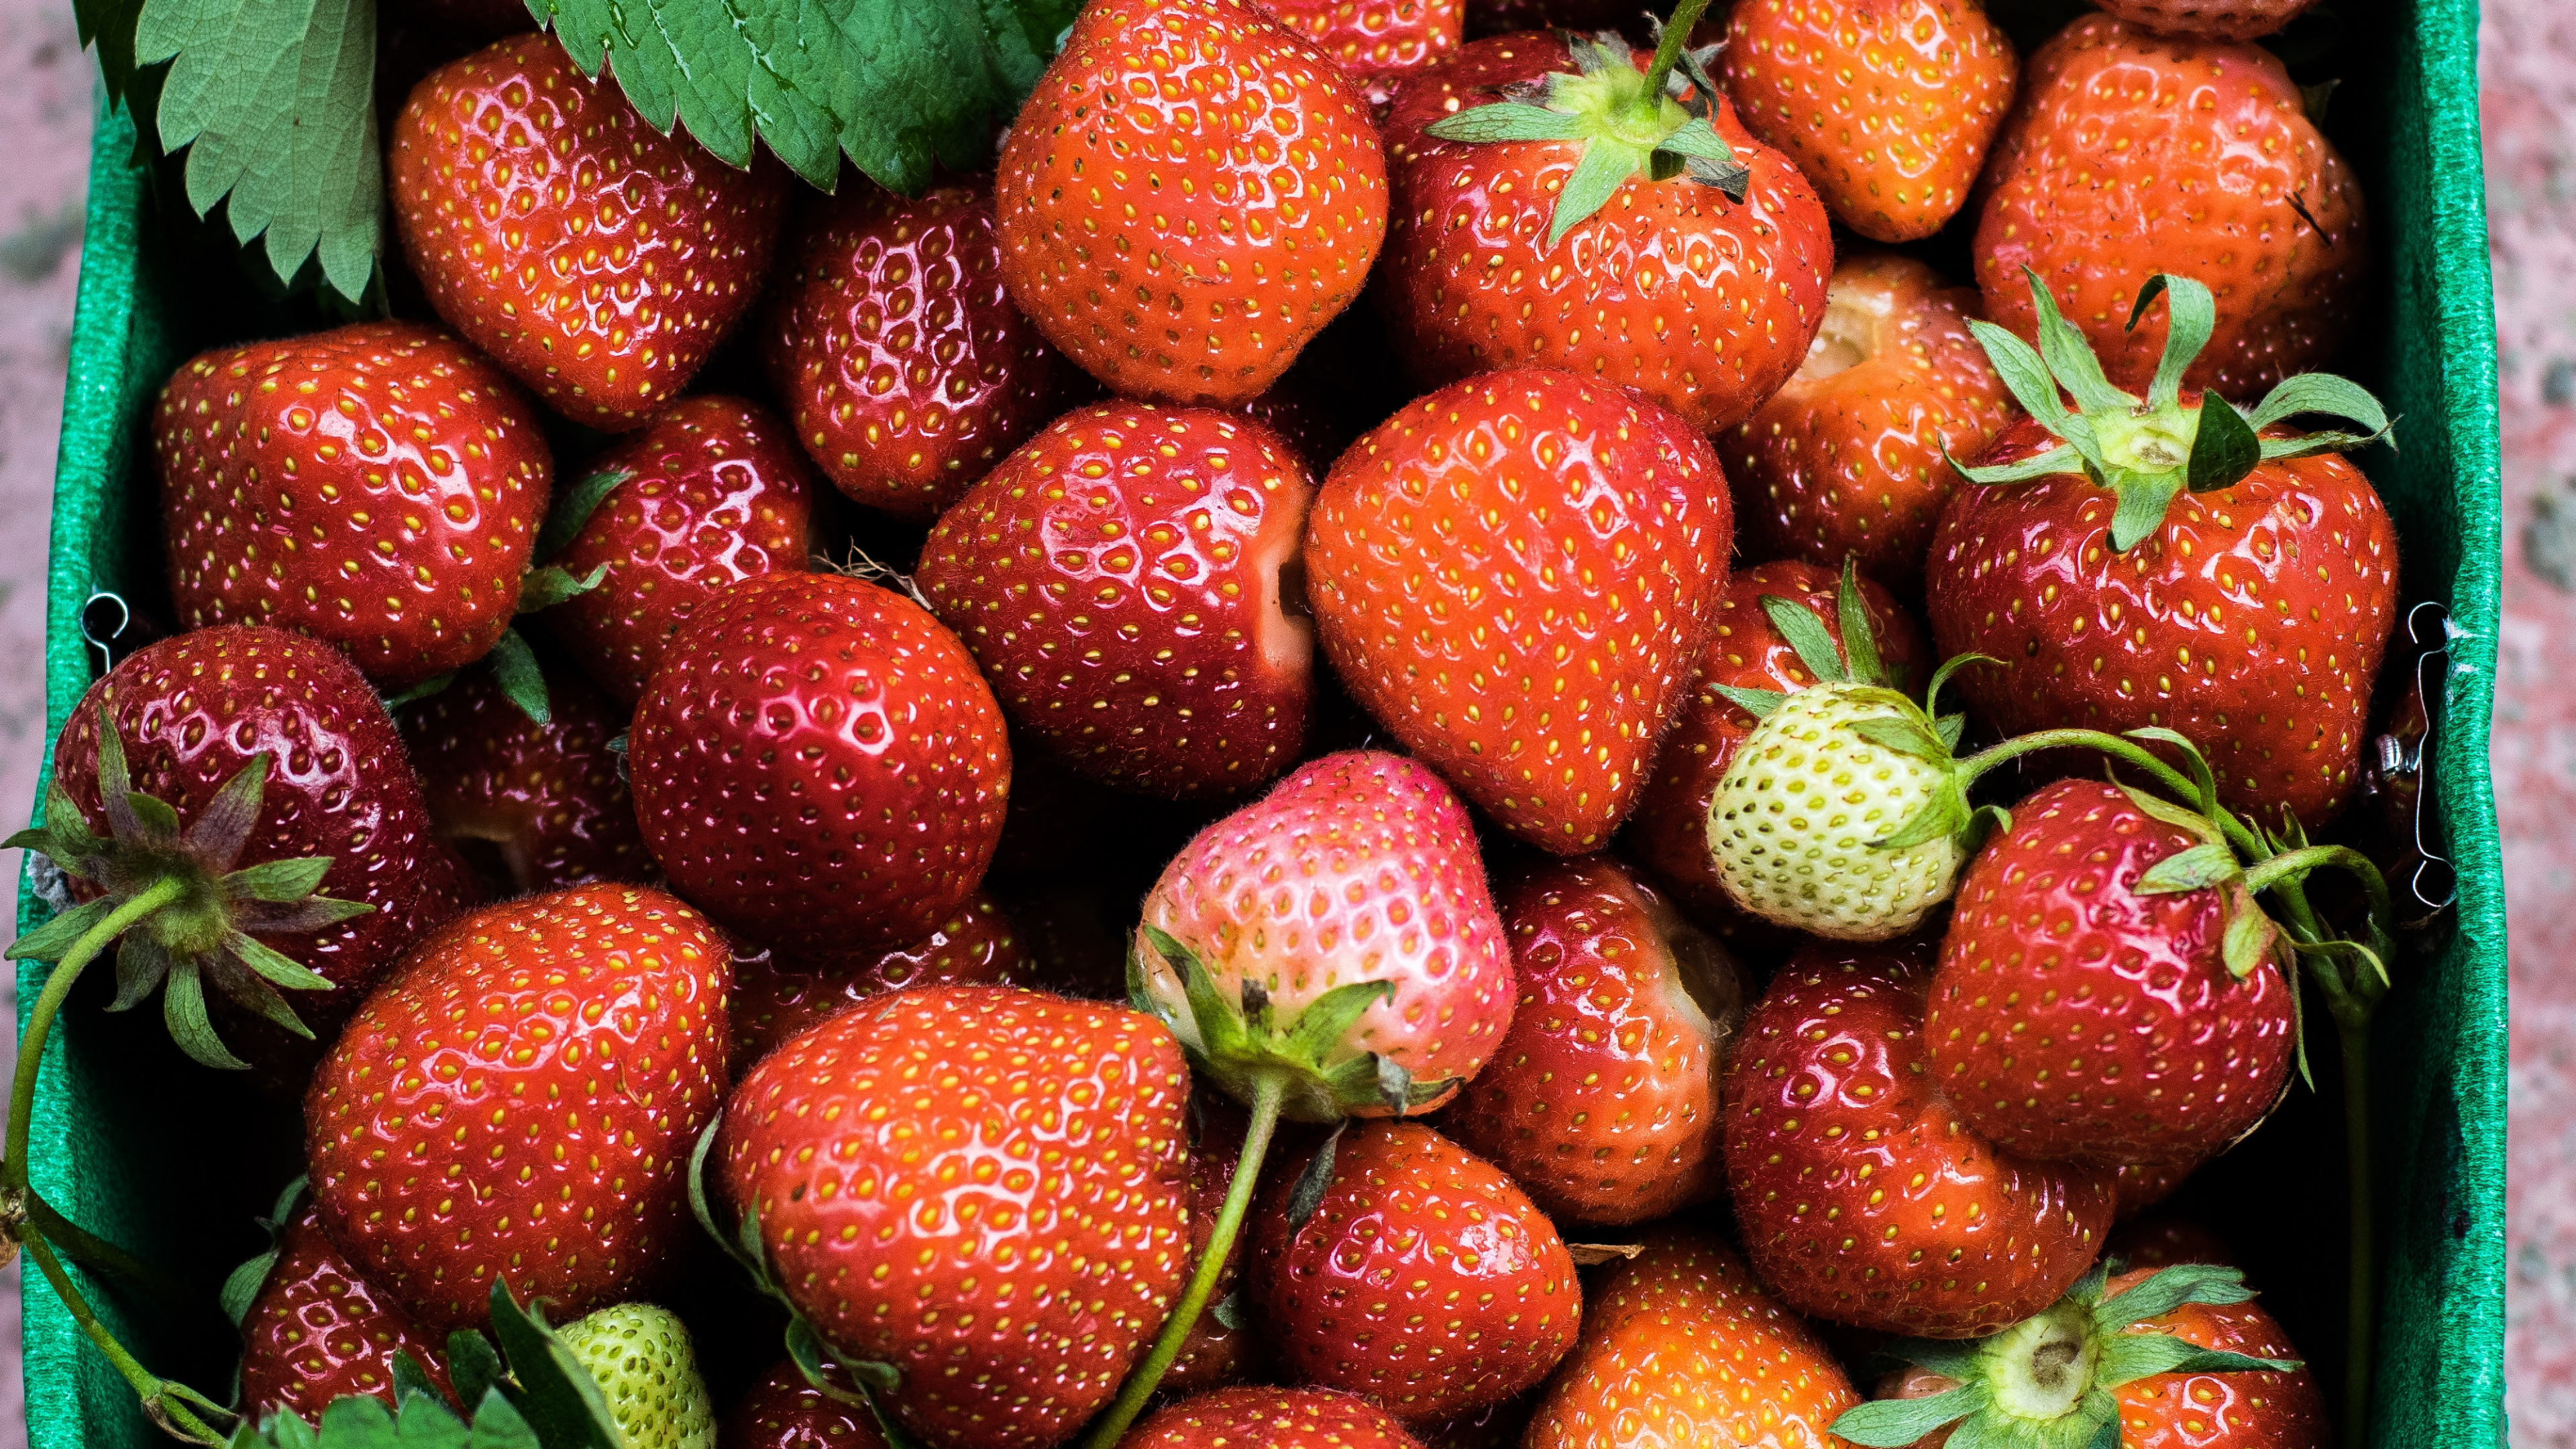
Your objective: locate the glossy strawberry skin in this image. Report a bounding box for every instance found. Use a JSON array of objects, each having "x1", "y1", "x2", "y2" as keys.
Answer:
[
  {"x1": 237, "y1": 1204, "x2": 455, "y2": 1422},
  {"x1": 1304, "y1": 370, "x2": 1733, "y2": 853},
  {"x1": 1924, "y1": 419, "x2": 2399, "y2": 830},
  {"x1": 390, "y1": 34, "x2": 790, "y2": 429},
  {"x1": 2092, "y1": 0, "x2": 2322, "y2": 42},
  {"x1": 996, "y1": 0, "x2": 1389, "y2": 405},
  {"x1": 720, "y1": 985, "x2": 1193, "y2": 1449},
  {"x1": 719, "y1": 1362, "x2": 888, "y2": 1449},
  {"x1": 541, "y1": 395, "x2": 817, "y2": 705},
  {"x1": 400, "y1": 663, "x2": 651, "y2": 896},
  {"x1": 1723, "y1": 256, "x2": 2016, "y2": 592},
  {"x1": 765, "y1": 177, "x2": 1071, "y2": 520},
  {"x1": 627, "y1": 572, "x2": 1012, "y2": 957},
  {"x1": 727, "y1": 892, "x2": 1028, "y2": 1073},
  {"x1": 1972, "y1": 16, "x2": 2365, "y2": 398},
  {"x1": 305, "y1": 884, "x2": 731, "y2": 1331},
  {"x1": 155, "y1": 321, "x2": 551, "y2": 689},
  {"x1": 918, "y1": 403, "x2": 1318, "y2": 799},
  {"x1": 1128, "y1": 1387, "x2": 1428, "y2": 1448},
  {"x1": 1377, "y1": 36, "x2": 1833, "y2": 434},
  {"x1": 1723, "y1": 943, "x2": 2116, "y2": 1338},
  {"x1": 1250, "y1": 1120, "x2": 1582, "y2": 1424},
  {"x1": 1252, "y1": 0, "x2": 1463, "y2": 108}
]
